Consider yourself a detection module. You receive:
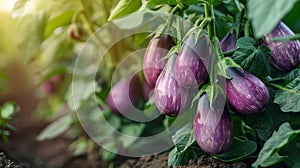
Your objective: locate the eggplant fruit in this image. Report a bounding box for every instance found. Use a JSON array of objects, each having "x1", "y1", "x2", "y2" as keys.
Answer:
[
  {"x1": 220, "y1": 30, "x2": 236, "y2": 53},
  {"x1": 106, "y1": 75, "x2": 143, "y2": 115},
  {"x1": 154, "y1": 54, "x2": 191, "y2": 116},
  {"x1": 226, "y1": 68, "x2": 269, "y2": 114},
  {"x1": 193, "y1": 94, "x2": 233, "y2": 154},
  {"x1": 174, "y1": 34, "x2": 210, "y2": 88},
  {"x1": 143, "y1": 35, "x2": 175, "y2": 87},
  {"x1": 265, "y1": 22, "x2": 300, "y2": 72}
]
